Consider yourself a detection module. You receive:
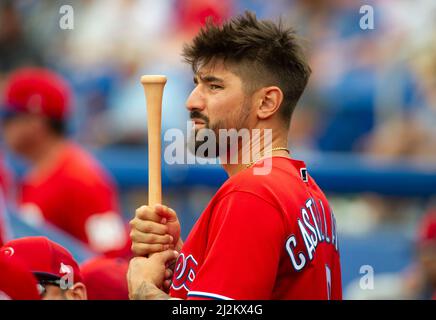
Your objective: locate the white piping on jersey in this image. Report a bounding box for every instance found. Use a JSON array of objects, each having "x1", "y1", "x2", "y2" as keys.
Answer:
[{"x1": 187, "y1": 291, "x2": 234, "y2": 300}]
